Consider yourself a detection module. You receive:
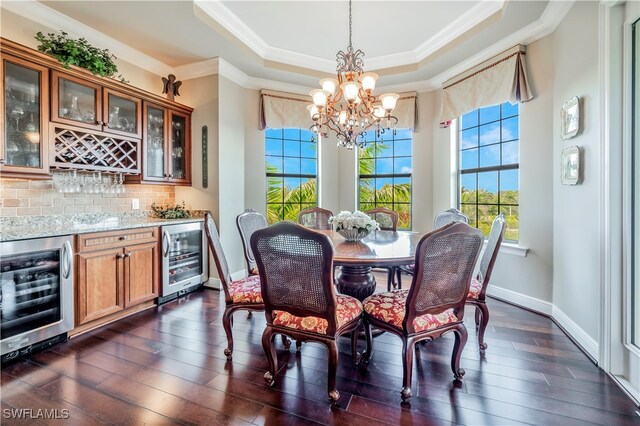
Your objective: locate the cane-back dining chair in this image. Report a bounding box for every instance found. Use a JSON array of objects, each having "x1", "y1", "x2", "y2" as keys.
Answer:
[
  {"x1": 236, "y1": 209, "x2": 268, "y2": 276},
  {"x1": 365, "y1": 207, "x2": 401, "y2": 291},
  {"x1": 396, "y1": 208, "x2": 471, "y2": 288},
  {"x1": 251, "y1": 222, "x2": 362, "y2": 403},
  {"x1": 467, "y1": 214, "x2": 506, "y2": 350},
  {"x1": 298, "y1": 207, "x2": 334, "y2": 230},
  {"x1": 362, "y1": 222, "x2": 484, "y2": 402},
  {"x1": 205, "y1": 212, "x2": 290, "y2": 361},
  {"x1": 433, "y1": 208, "x2": 469, "y2": 229}
]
